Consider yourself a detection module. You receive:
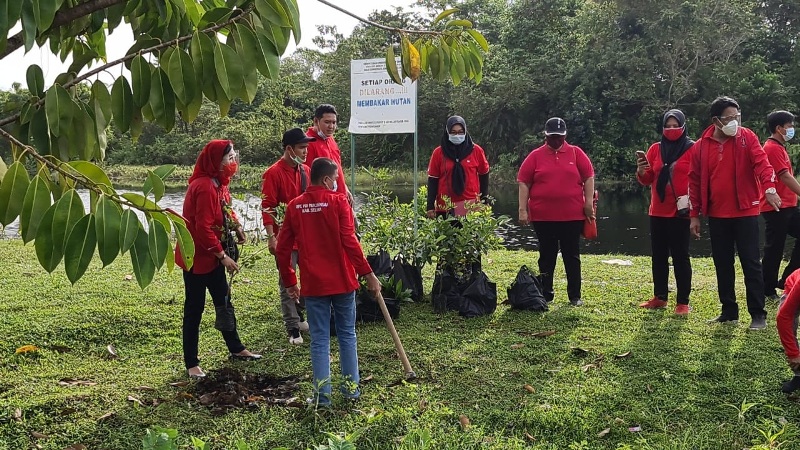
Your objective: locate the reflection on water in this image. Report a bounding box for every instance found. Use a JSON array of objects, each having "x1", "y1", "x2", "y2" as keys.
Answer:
[{"x1": 3, "y1": 184, "x2": 772, "y2": 258}]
